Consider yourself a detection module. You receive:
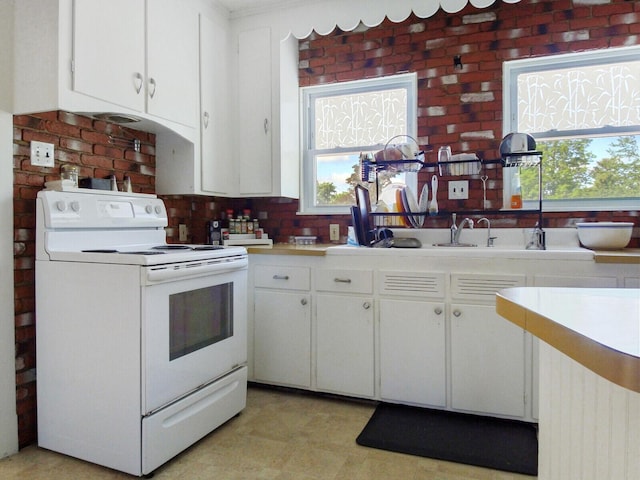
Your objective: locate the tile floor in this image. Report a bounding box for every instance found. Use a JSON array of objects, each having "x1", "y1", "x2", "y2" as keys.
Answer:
[{"x1": 0, "y1": 386, "x2": 535, "y2": 479}]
